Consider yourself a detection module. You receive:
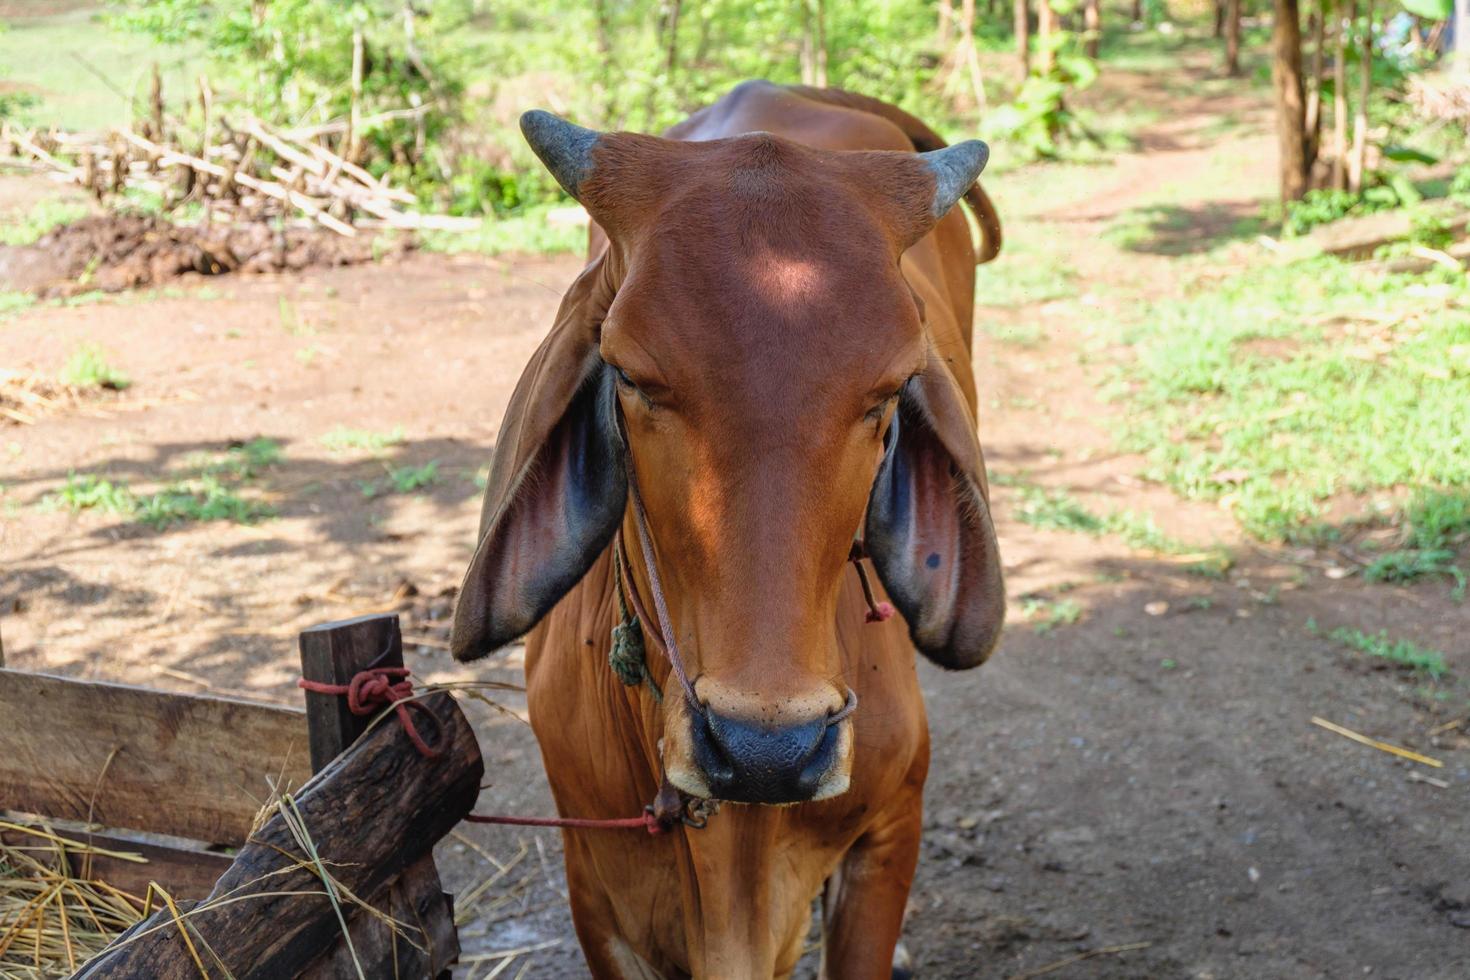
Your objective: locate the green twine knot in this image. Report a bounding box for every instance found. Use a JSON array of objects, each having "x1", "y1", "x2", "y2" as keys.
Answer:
[
  {"x1": 609, "y1": 615, "x2": 662, "y2": 701},
  {"x1": 609, "y1": 616, "x2": 647, "y2": 686}
]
